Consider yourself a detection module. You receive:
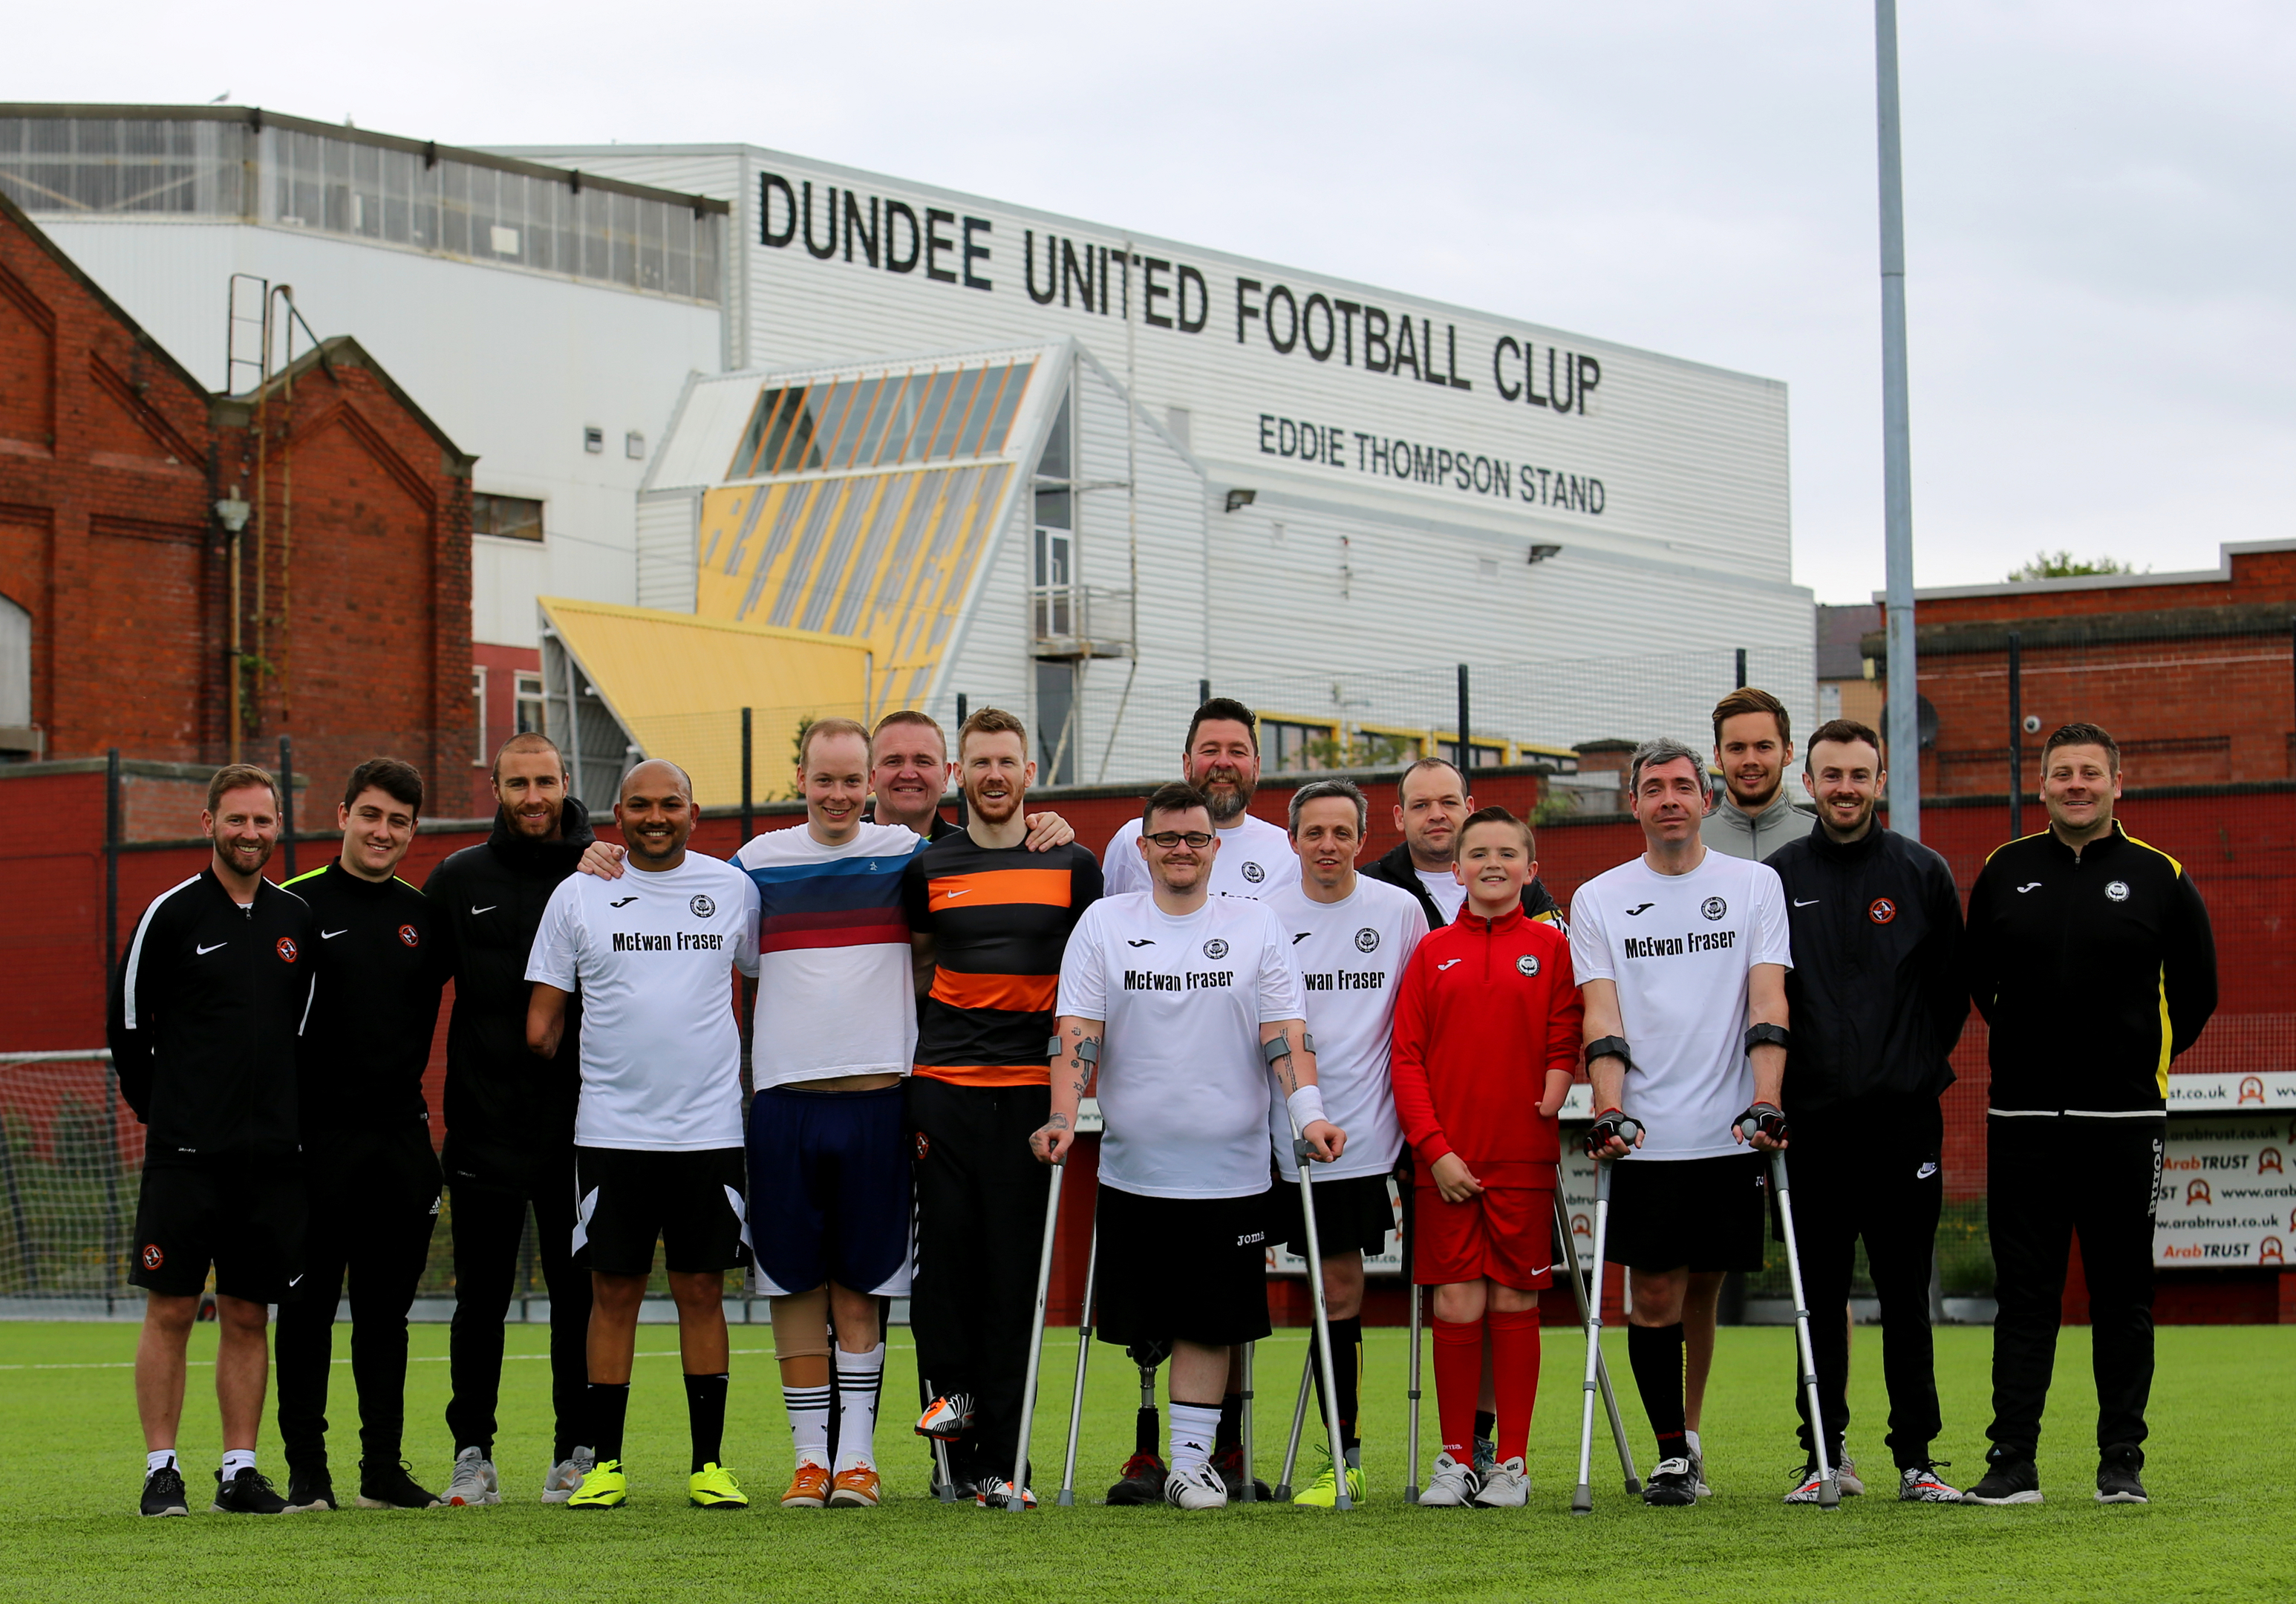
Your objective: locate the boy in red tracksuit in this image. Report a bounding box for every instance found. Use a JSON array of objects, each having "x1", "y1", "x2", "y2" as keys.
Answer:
[{"x1": 1389, "y1": 806, "x2": 1581, "y2": 1508}]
